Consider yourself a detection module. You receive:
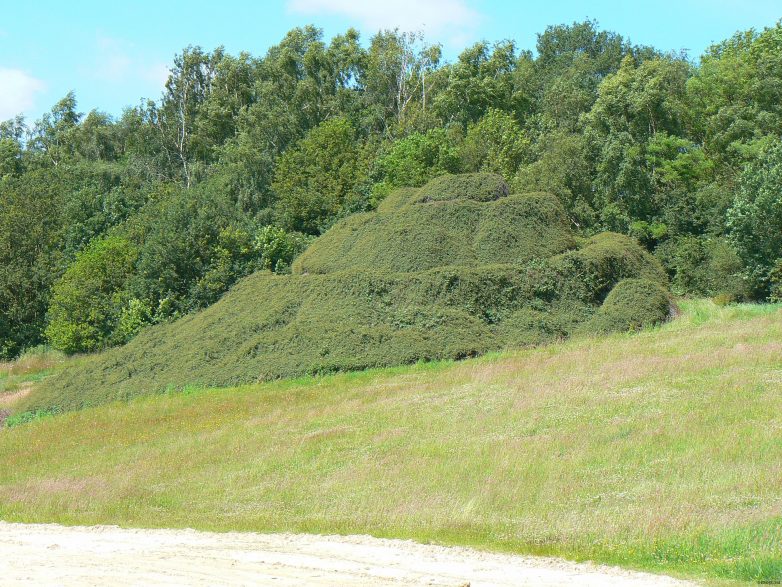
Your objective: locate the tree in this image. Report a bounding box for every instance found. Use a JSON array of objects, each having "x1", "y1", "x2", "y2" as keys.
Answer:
[
  {"x1": 585, "y1": 55, "x2": 692, "y2": 225},
  {"x1": 688, "y1": 23, "x2": 782, "y2": 171},
  {"x1": 434, "y1": 40, "x2": 522, "y2": 126},
  {"x1": 369, "y1": 127, "x2": 461, "y2": 202},
  {"x1": 460, "y1": 109, "x2": 530, "y2": 179},
  {"x1": 29, "y1": 92, "x2": 82, "y2": 167},
  {"x1": 272, "y1": 117, "x2": 369, "y2": 233},
  {"x1": 45, "y1": 235, "x2": 138, "y2": 354},
  {"x1": 363, "y1": 30, "x2": 442, "y2": 132},
  {"x1": 152, "y1": 46, "x2": 224, "y2": 187},
  {"x1": 726, "y1": 139, "x2": 782, "y2": 298}
]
